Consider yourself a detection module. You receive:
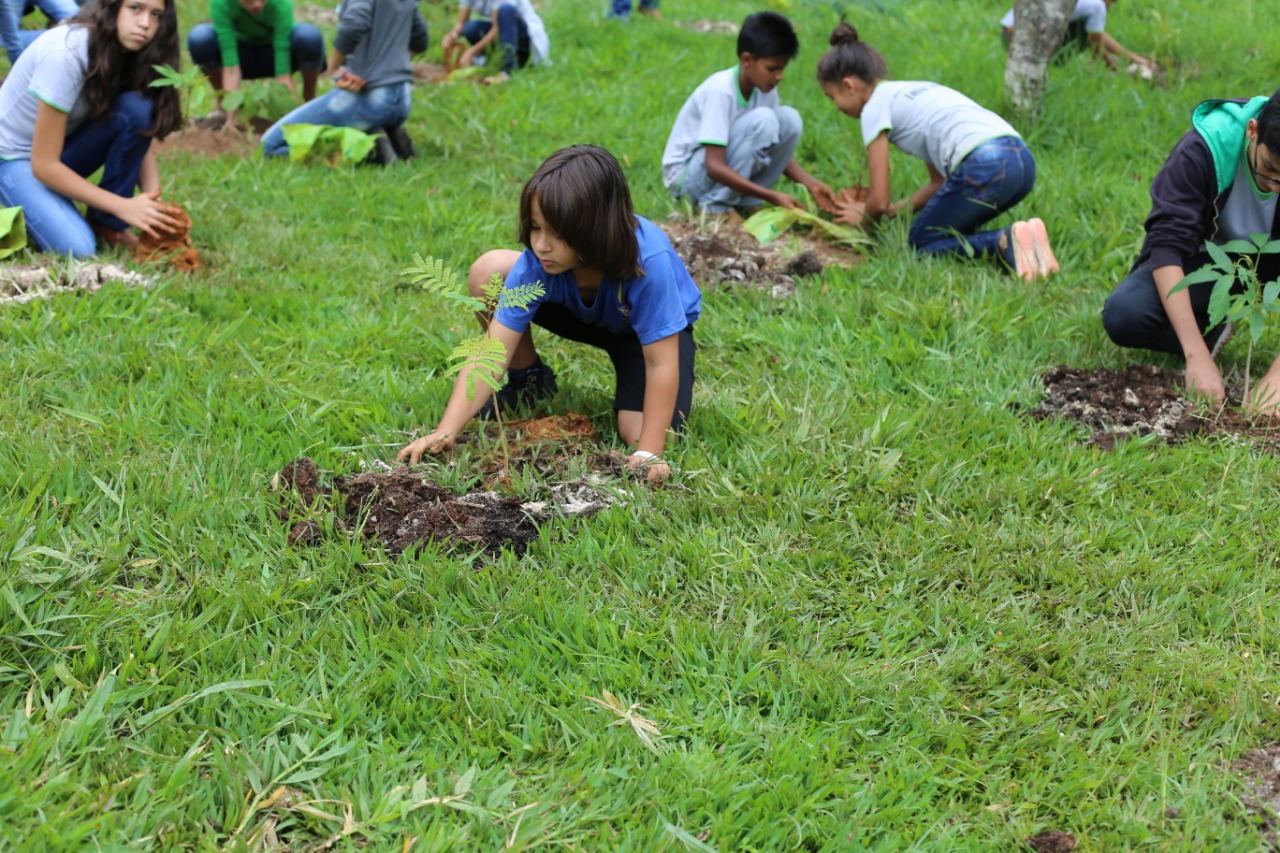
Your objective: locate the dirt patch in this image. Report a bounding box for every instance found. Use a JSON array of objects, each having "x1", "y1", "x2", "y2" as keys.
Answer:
[
  {"x1": 273, "y1": 416, "x2": 635, "y2": 558},
  {"x1": 295, "y1": 3, "x2": 338, "y2": 25},
  {"x1": 1234, "y1": 743, "x2": 1280, "y2": 847},
  {"x1": 412, "y1": 62, "x2": 447, "y2": 85},
  {"x1": 674, "y1": 19, "x2": 738, "y2": 34},
  {"x1": 1030, "y1": 365, "x2": 1280, "y2": 451},
  {"x1": 153, "y1": 121, "x2": 261, "y2": 159},
  {"x1": 660, "y1": 212, "x2": 858, "y2": 298},
  {"x1": 134, "y1": 204, "x2": 203, "y2": 272},
  {"x1": 0, "y1": 262, "x2": 151, "y2": 305},
  {"x1": 1026, "y1": 831, "x2": 1076, "y2": 852}
]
